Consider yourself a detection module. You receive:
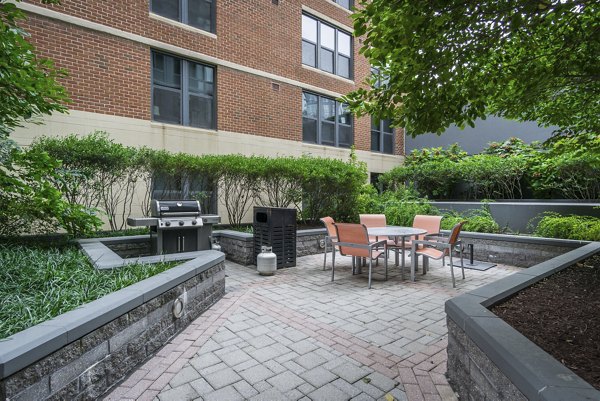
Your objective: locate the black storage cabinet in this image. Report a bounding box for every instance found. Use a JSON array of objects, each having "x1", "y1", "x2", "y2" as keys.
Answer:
[{"x1": 253, "y1": 207, "x2": 297, "y2": 268}]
